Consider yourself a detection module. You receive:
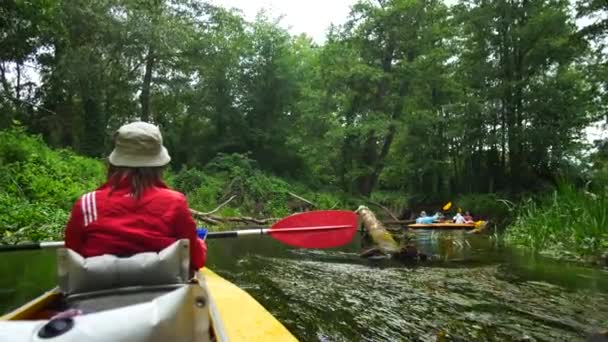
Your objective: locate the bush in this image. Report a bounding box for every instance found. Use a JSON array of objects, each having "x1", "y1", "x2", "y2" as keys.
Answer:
[
  {"x1": 0, "y1": 127, "x2": 104, "y2": 243},
  {"x1": 0, "y1": 193, "x2": 68, "y2": 243},
  {"x1": 174, "y1": 153, "x2": 357, "y2": 219},
  {"x1": 172, "y1": 154, "x2": 301, "y2": 218},
  {"x1": 0, "y1": 130, "x2": 359, "y2": 241},
  {"x1": 505, "y1": 183, "x2": 608, "y2": 260}
]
